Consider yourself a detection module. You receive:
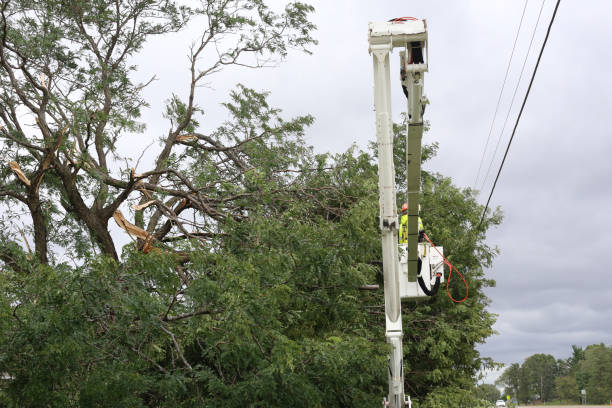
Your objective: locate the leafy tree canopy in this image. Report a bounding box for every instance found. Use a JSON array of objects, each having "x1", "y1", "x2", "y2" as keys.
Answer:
[
  {"x1": 497, "y1": 344, "x2": 612, "y2": 405},
  {"x1": 475, "y1": 383, "x2": 501, "y2": 403},
  {"x1": 0, "y1": 1, "x2": 502, "y2": 406}
]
